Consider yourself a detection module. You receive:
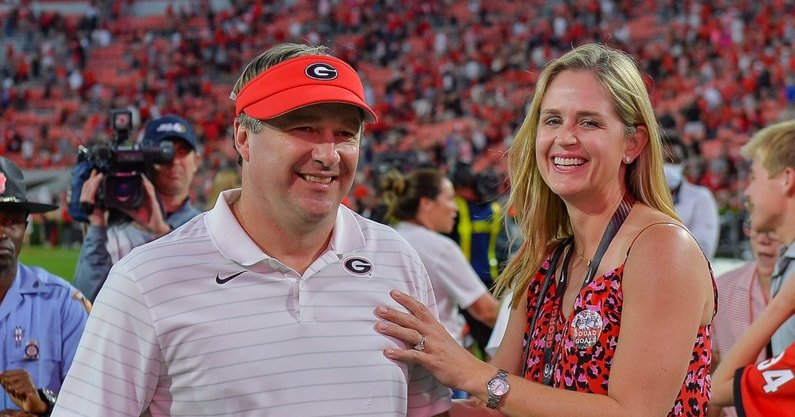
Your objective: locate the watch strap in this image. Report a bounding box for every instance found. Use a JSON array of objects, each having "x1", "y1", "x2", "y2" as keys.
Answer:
[{"x1": 36, "y1": 388, "x2": 57, "y2": 417}]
